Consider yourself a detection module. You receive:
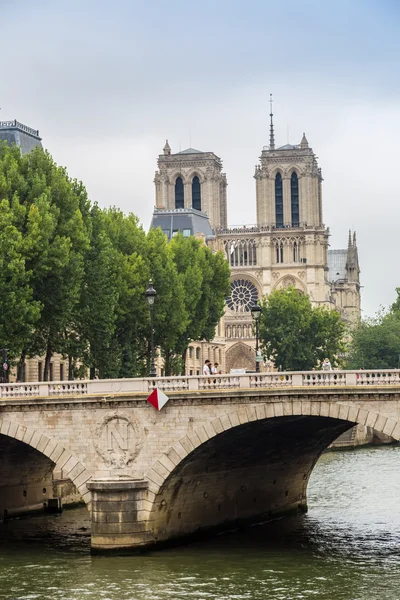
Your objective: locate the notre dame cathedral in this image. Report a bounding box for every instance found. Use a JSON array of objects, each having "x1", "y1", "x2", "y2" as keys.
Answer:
[{"x1": 152, "y1": 110, "x2": 361, "y2": 374}]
